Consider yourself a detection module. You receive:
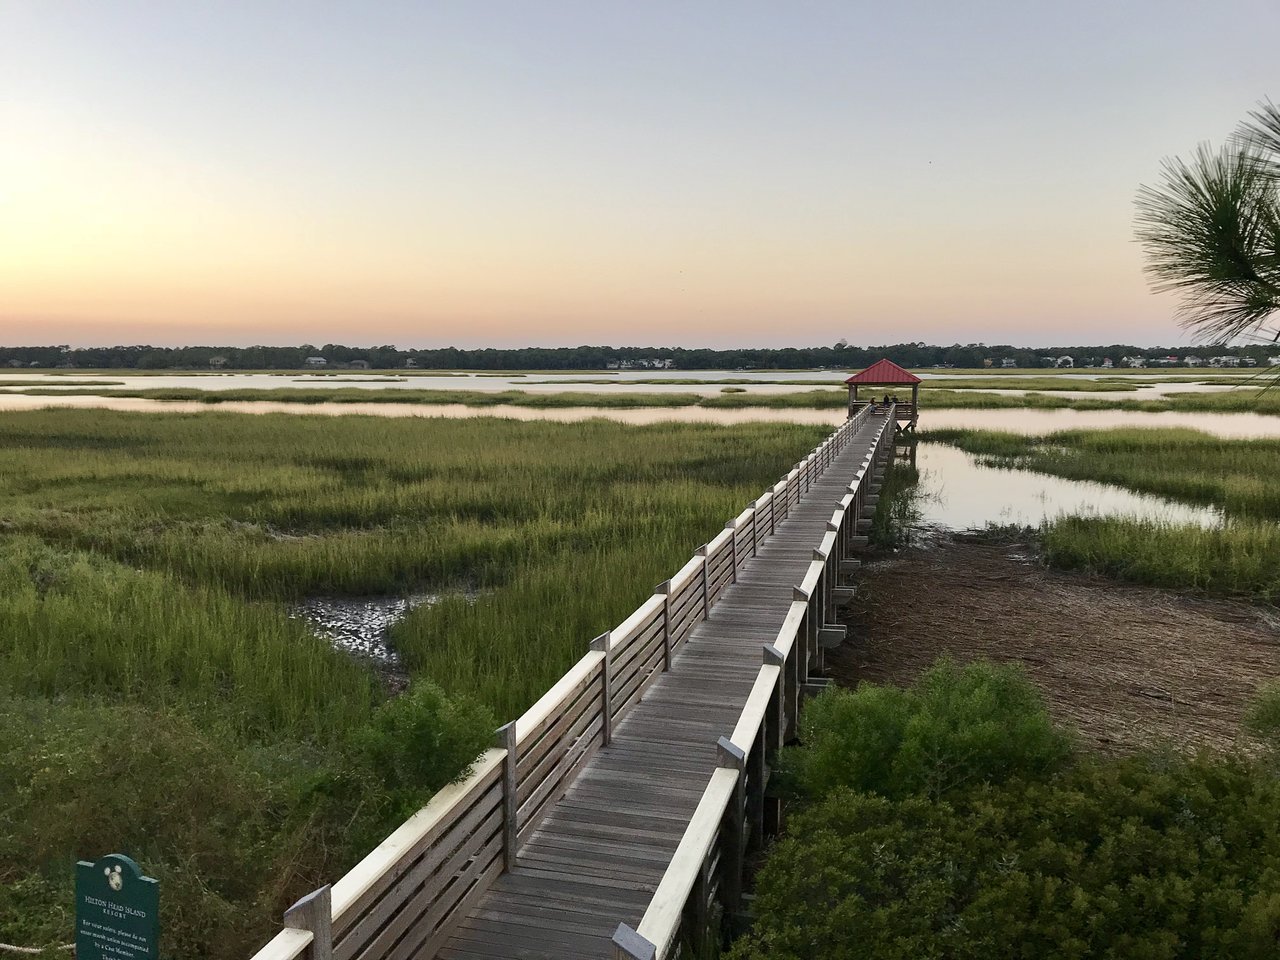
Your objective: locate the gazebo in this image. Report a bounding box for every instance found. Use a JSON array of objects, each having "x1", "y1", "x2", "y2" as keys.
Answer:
[{"x1": 845, "y1": 359, "x2": 921, "y2": 433}]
